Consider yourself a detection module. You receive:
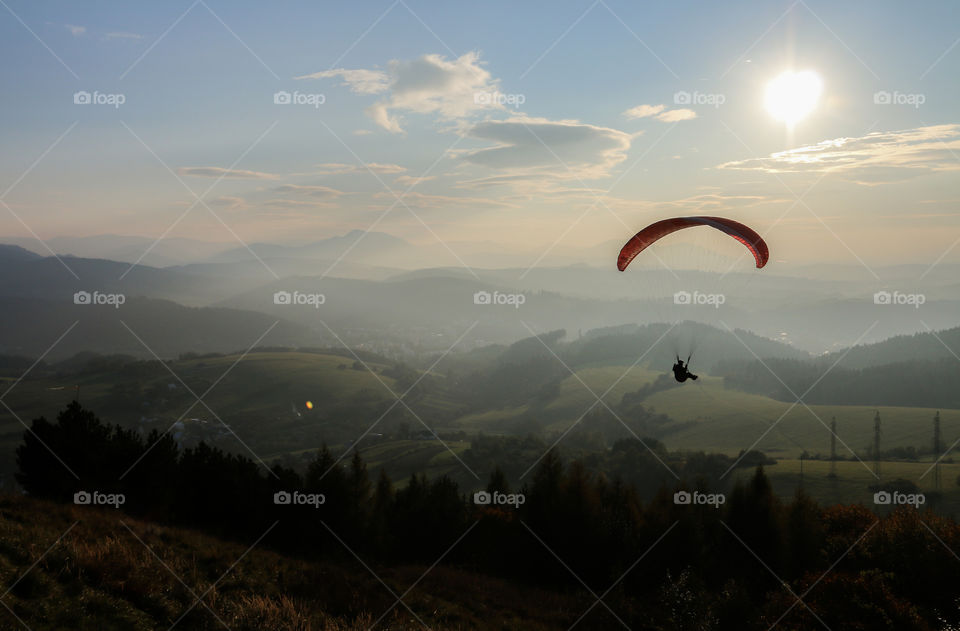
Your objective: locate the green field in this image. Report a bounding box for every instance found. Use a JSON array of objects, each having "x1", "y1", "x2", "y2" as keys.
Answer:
[
  {"x1": 452, "y1": 364, "x2": 661, "y2": 432},
  {"x1": 645, "y1": 375, "x2": 960, "y2": 458},
  {"x1": 4, "y1": 352, "x2": 959, "y2": 512},
  {"x1": 445, "y1": 366, "x2": 960, "y2": 464},
  {"x1": 0, "y1": 351, "x2": 399, "y2": 423},
  {"x1": 0, "y1": 352, "x2": 405, "y2": 487}
]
